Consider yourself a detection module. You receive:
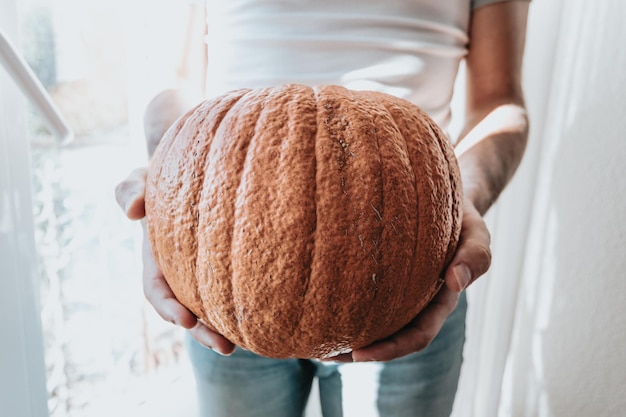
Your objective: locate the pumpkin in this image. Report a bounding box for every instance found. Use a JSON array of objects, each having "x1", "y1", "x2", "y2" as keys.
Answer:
[{"x1": 145, "y1": 84, "x2": 462, "y2": 359}]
